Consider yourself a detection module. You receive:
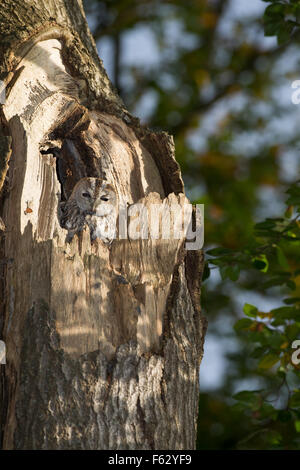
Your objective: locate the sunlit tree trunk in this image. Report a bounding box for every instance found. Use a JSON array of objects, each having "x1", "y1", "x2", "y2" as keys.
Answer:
[{"x1": 0, "y1": 0, "x2": 206, "y2": 450}]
